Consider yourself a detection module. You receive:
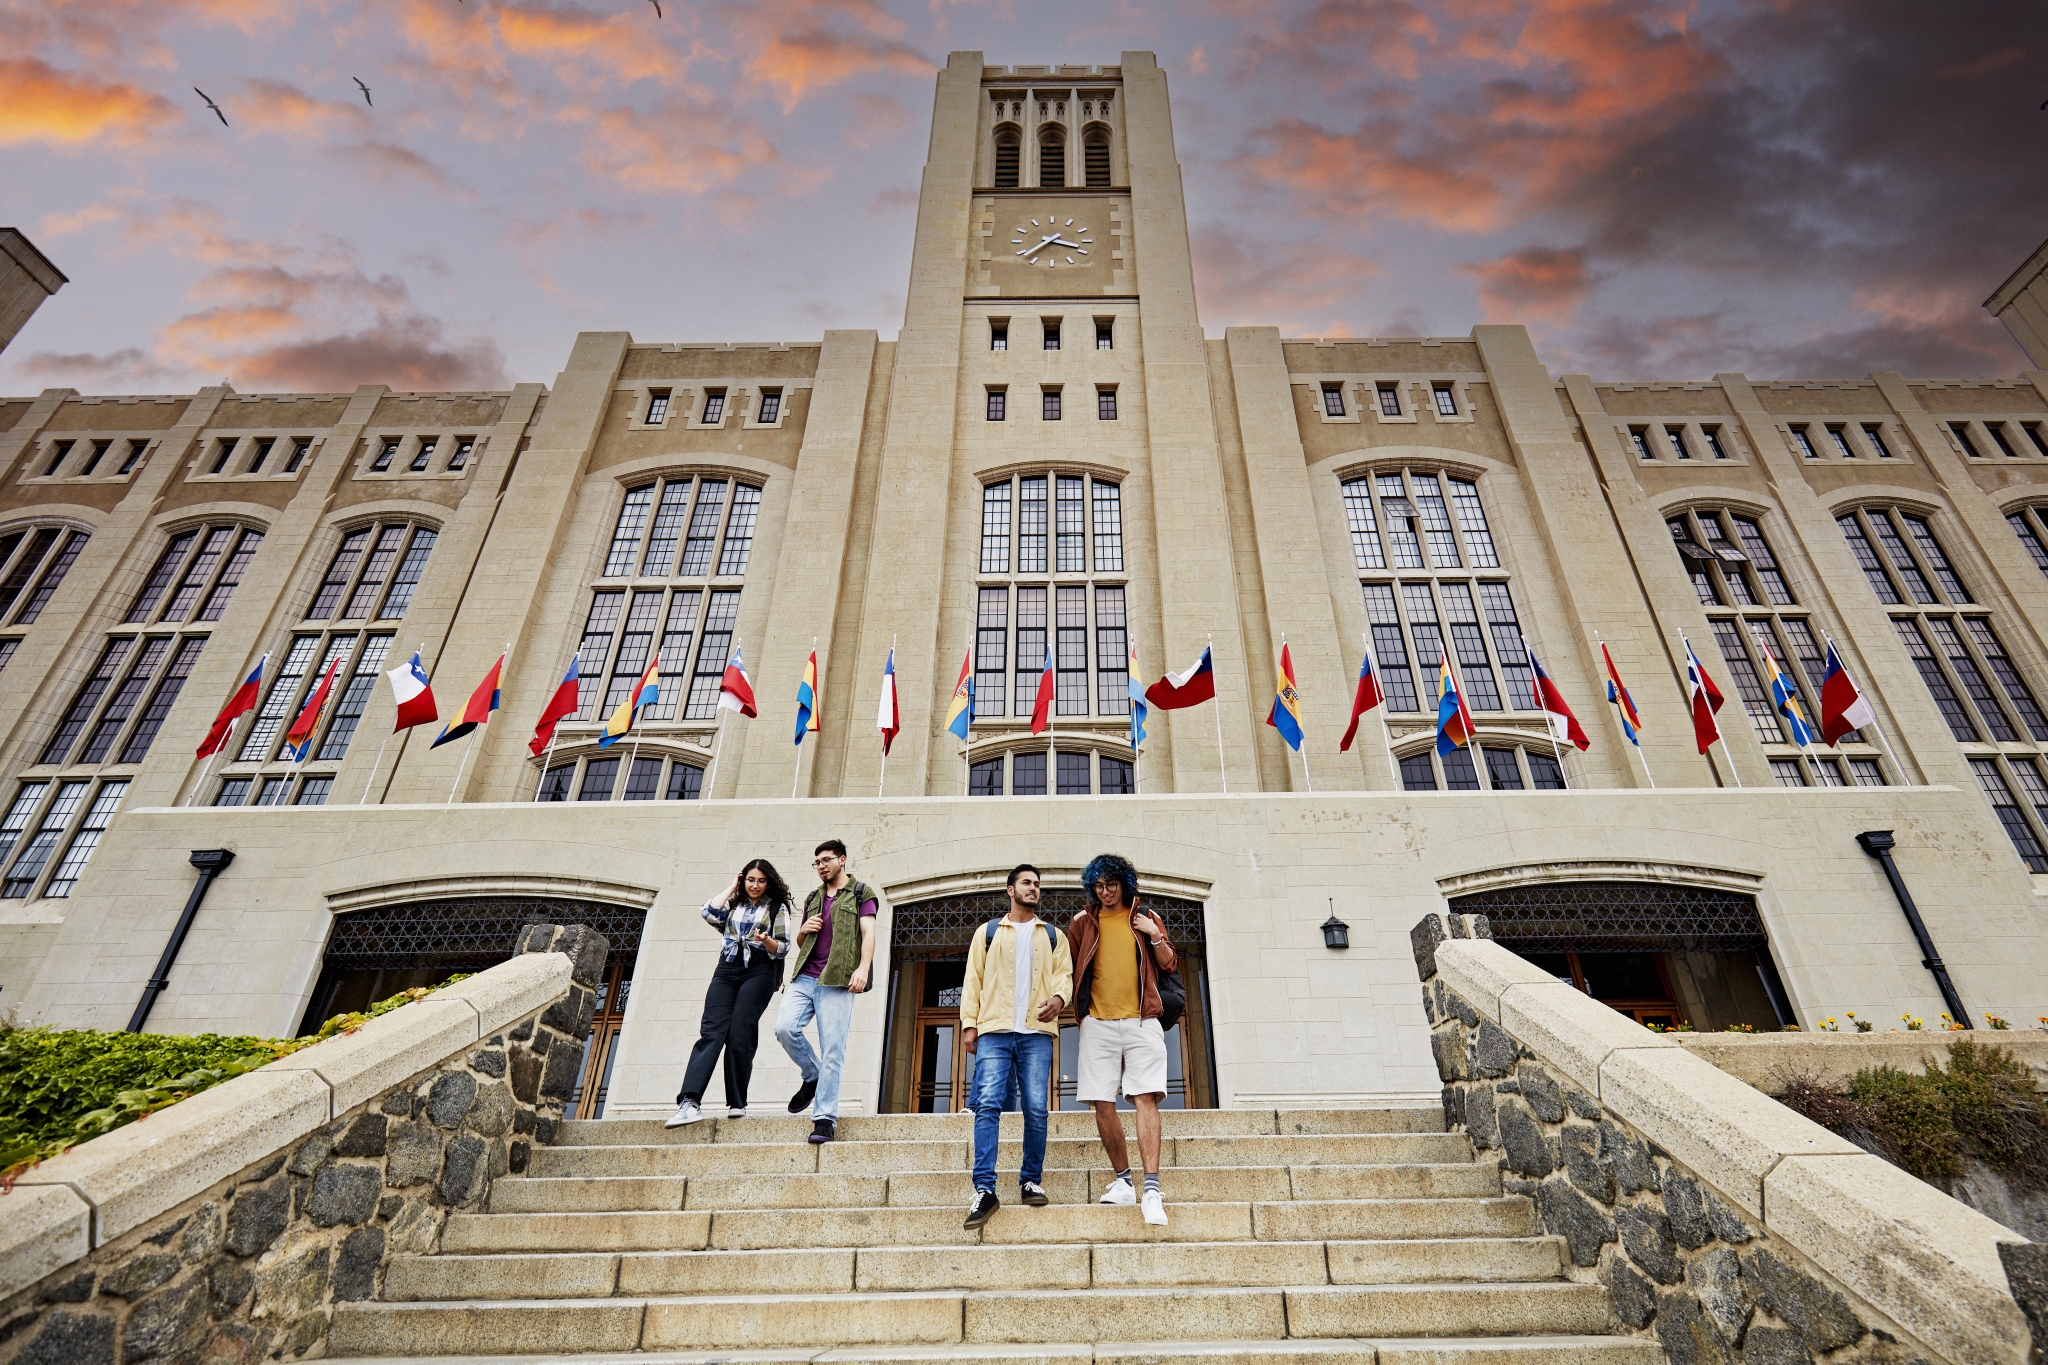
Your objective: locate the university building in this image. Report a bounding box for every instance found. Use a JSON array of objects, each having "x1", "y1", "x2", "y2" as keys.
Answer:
[{"x1": 0, "y1": 51, "x2": 2045, "y2": 1120}]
